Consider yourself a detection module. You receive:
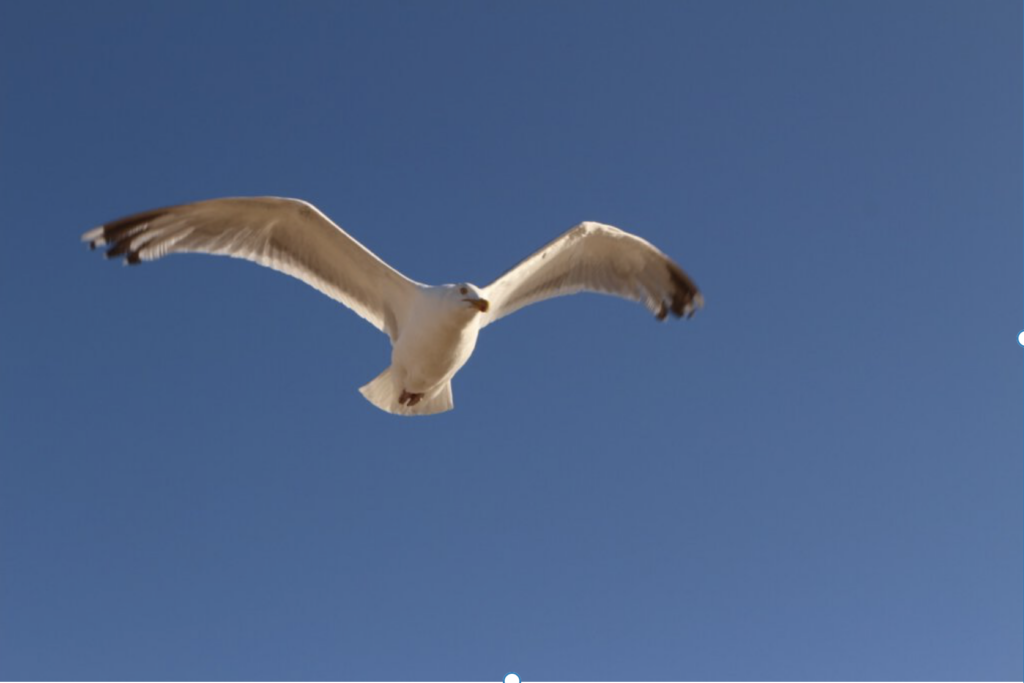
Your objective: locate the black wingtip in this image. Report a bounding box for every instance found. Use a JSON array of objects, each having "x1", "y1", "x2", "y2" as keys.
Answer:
[
  {"x1": 104, "y1": 239, "x2": 131, "y2": 259},
  {"x1": 88, "y1": 207, "x2": 172, "y2": 266},
  {"x1": 659, "y1": 262, "x2": 702, "y2": 321}
]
